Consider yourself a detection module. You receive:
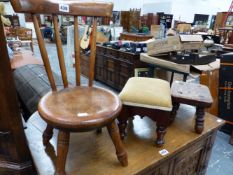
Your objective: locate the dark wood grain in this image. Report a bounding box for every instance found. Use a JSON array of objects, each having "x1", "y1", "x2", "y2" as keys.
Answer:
[{"x1": 0, "y1": 16, "x2": 36, "y2": 175}]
